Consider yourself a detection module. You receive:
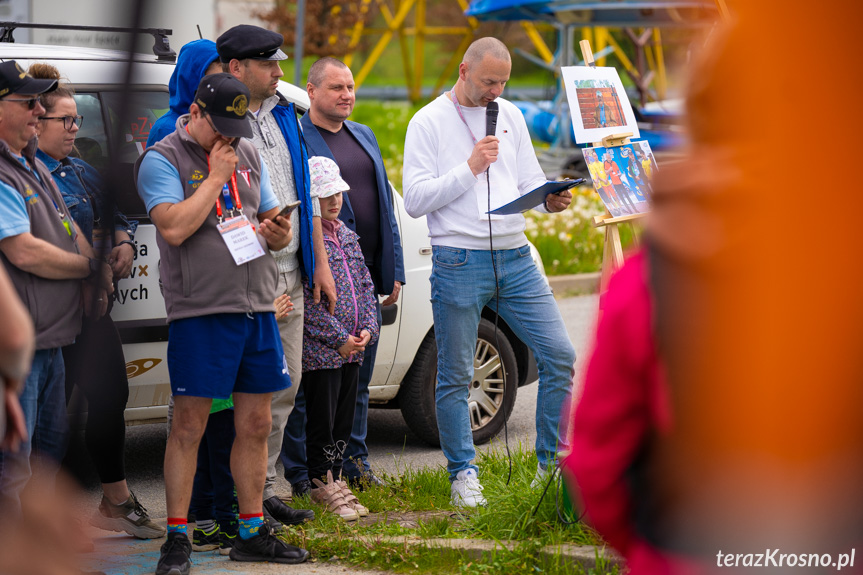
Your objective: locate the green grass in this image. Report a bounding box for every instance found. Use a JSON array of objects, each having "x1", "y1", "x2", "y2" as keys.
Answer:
[
  {"x1": 349, "y1": 99, "x2": 423, "y2": 189},
  {"x1": 523, "y1": 187, "x2": 640, "y2": 276},
  {"x1": 274, "y1": 444, "x2": 619, "y2": 574}
]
